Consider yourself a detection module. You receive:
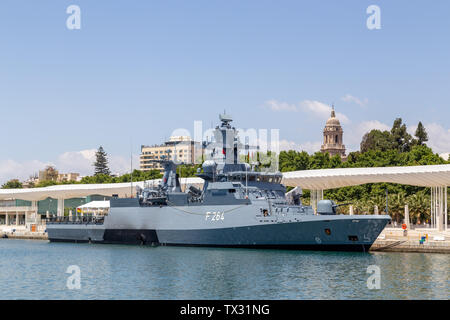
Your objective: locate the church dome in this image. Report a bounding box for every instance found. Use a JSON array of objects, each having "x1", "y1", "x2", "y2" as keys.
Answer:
[{"x1": 325, "y1": 107, "x2": 341, "y2": 126}]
